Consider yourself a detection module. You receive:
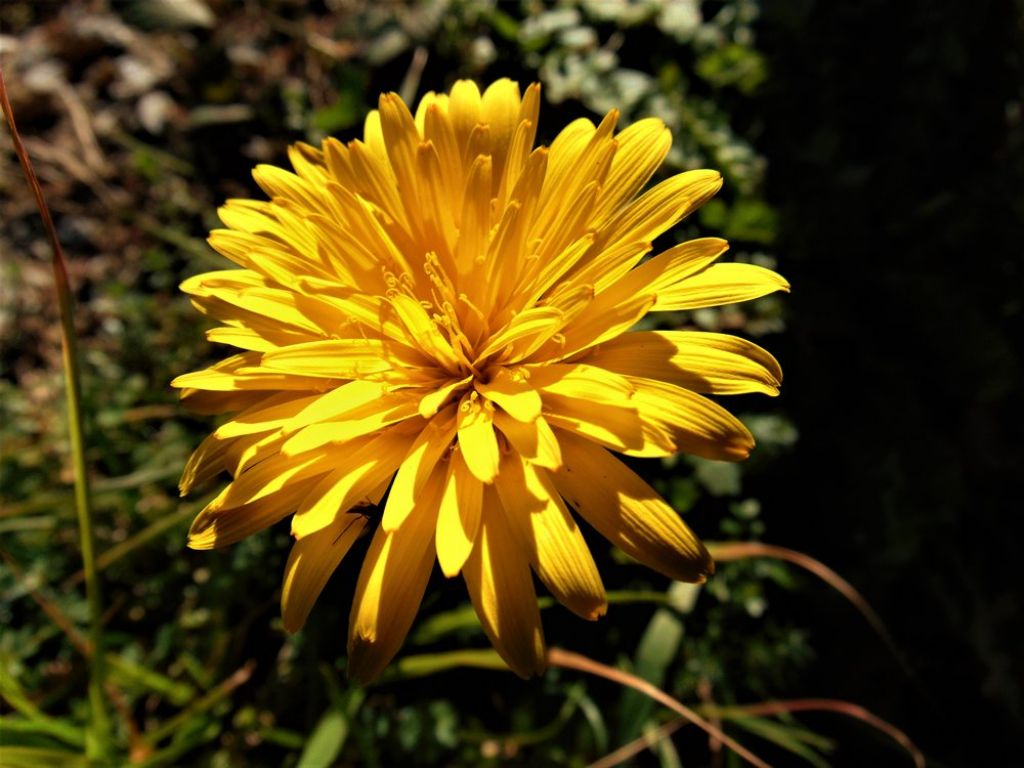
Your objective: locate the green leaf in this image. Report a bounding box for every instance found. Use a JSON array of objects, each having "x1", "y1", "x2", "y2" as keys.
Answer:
[
  {"x1": 0, "y1": 716, "x2": 85, "y2": 749},
  {"x1": 386, "y1": 649, "x2": 508, "y2": 681},
  {"x1": 648, "y1": 721, "x2": 684, "y2": 768},
  {"x1": 0, "y1": 747, "x2": 91, "y2": 768},
  {"x1": 615, "y1": 583, "x2": 692, "y2": 742},
  {"x1": 106, "y1": 654, "x2": 196, "y2": 706},
  {"x1": 297, "y1": 710, "x2": 348, "y2": 768},
  {"x1": 727, "y1": 715, "x2": 834, "y2": 767}
]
